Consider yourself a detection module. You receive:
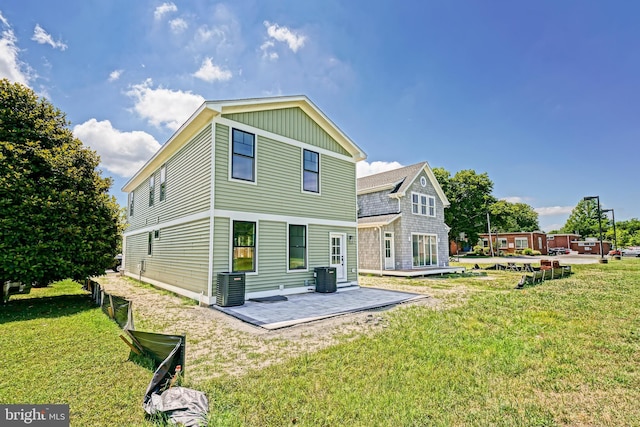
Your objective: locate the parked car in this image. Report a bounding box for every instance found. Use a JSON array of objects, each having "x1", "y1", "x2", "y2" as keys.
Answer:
[
  {"x1": 621, "y1": 247, "x2": 640, "y2": 257},
  {"x1": 548, "y1": 247, "x2": 570, "y2": 255}
]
